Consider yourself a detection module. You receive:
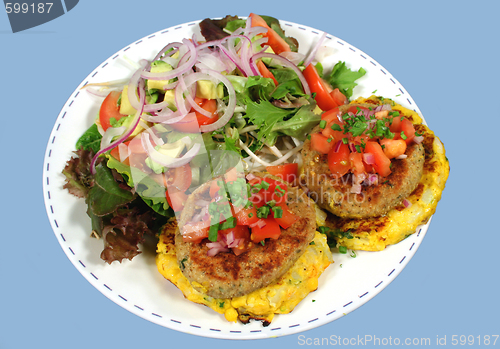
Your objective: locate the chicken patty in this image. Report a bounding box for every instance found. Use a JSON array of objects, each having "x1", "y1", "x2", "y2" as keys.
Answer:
[
  {"x1": 175, "y1": 173, "x2": 316, "y2": 299},
  {"x1": 300, "y1": 99, "x2": 425, "y2": 219}
]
